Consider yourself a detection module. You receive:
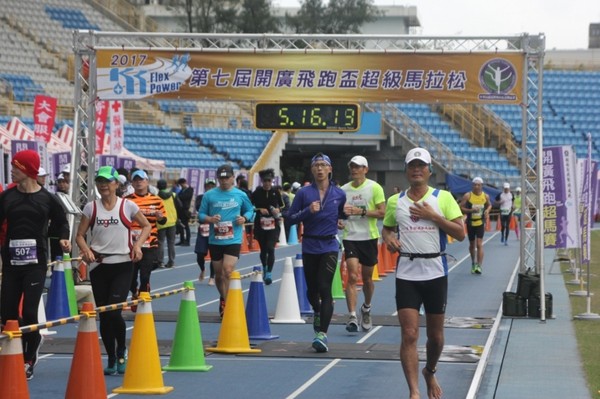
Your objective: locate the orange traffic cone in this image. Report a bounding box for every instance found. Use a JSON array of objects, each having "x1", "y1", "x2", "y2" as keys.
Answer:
[
  {"x1": 509, "y1": 215, "x2": 516, "y2": 231},
  {"x1": 207, "y1": 271, "x2": 261, "y2": 353},
  {"x1": 0, "y1": 320, "x2": 30, "y2": 399},
  {"x1": 240, "y1": 232, "x2": 250, "y2": 254},
  {"x1": 485, "y1": 213, "x2": 491, "y2": 232},
  {"x1": 65, "y1": 303, "x2": 107, "y2": 399},
  {"x1": 496, "y1": 215, "x2": 502, "y2": 231},
  {"x1": 376, "y1": 243, "x2": 388, "y2": 277},
  {"x1": 113, "y1": 292, "x2": 174, "y2": 394}
]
